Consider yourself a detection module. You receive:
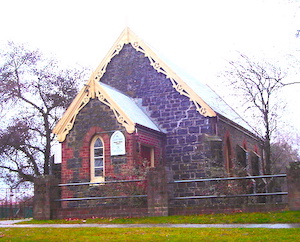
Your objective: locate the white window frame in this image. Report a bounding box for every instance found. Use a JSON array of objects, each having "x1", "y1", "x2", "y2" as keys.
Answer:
[{"x1": 90, "y1": 136, "x2": 105, "y2": 183}]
